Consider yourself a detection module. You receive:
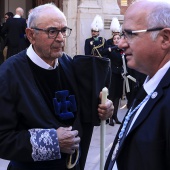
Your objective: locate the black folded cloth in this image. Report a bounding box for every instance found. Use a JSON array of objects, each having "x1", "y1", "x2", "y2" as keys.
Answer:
[{"x1": 73, "y1": 55, "x2": 111, "y2": 126}]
